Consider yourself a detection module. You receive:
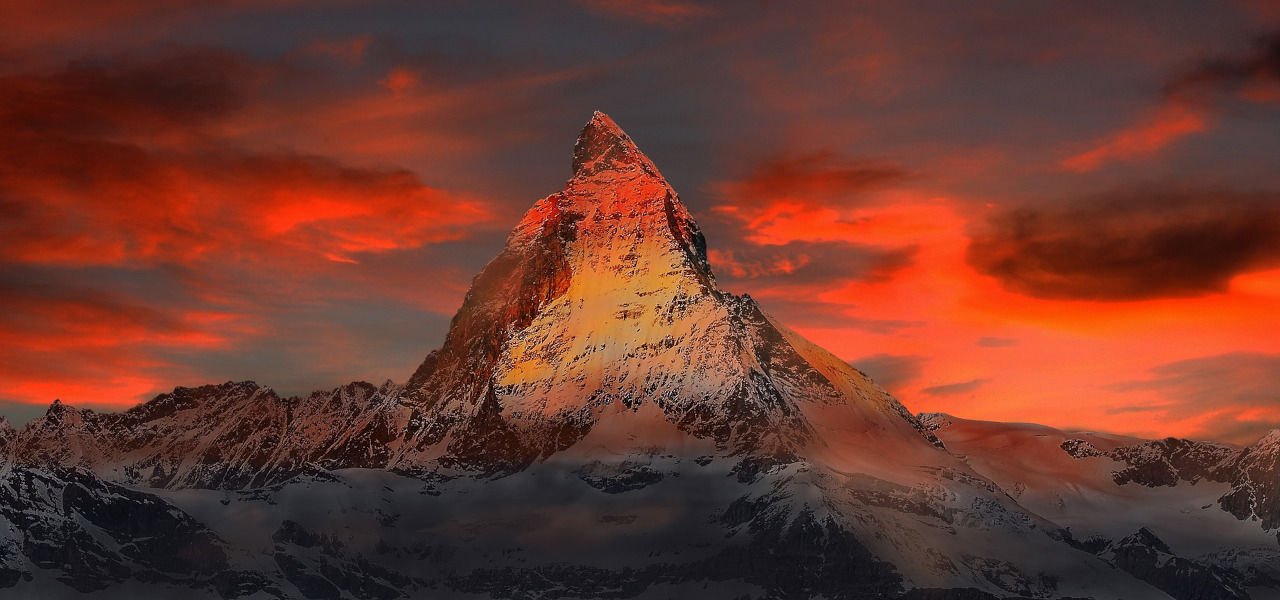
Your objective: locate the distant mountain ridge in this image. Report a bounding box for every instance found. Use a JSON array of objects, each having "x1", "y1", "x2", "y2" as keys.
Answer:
[{"x1": 1, "y1": 112, "x2": 1277, "y2": 599}]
